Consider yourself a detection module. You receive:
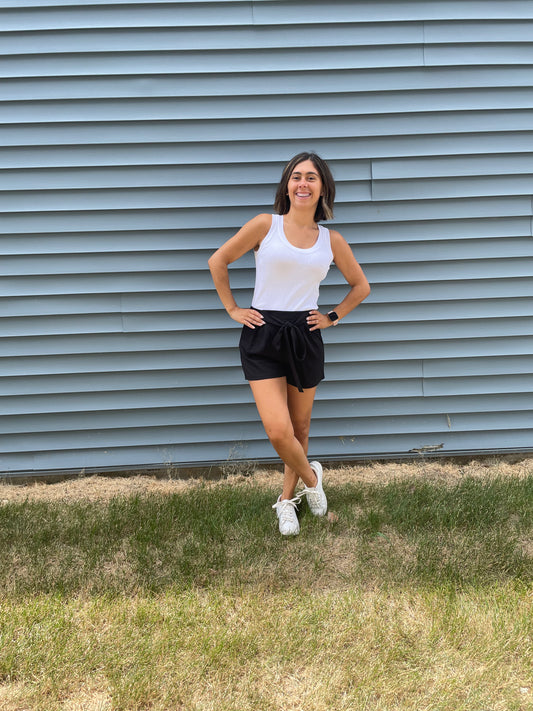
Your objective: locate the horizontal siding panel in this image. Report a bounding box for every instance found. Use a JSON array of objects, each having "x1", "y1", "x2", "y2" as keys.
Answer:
[
  {"x1": 6, "y1": 276, "x2": 533, "y2": 317},
  {"x1": 5, "y1": 388, "x2": 533, "y2": 421},
  {"x1": 0, "y1": 198, "x2": 531, "y2": 237},
  {"x1": 1, "y1": 218, "x2": 529, "y2": 252},
  {"x1": 0, "y1": 181, "x2": 409, "y2": 212},
  {"x1": 1, "y1": 312, "x2": 532, "y2": 342},
  {"x1": 3, "y1": 430, "x2": 533, "y2": 474},
  {"x1": 0, "y1": 350, "x2": 241, "y2": 377},
  {"x1": 425, "y1": 20, "x2": 533, "y2": 42},
  {"x1": 2, "y1": 352, "x2": 531, "y2": 381},
  {"x1": 4, "y1": 92, "x2": 533, "y2": 123},
  {"x1": 425, "y1": 43, "x2": 533, "y2": 65},
  {"x1": 4, "y1": 243, "x2": 533, "y2": 276},
  {"x1": 424, "y1": 374, "x2": 533, "y2": 397},
  {"x1": 372, "y1": 175, "x2": 533, "y2": 201},
  {"x1": 0, "y1": 3, "x2": 256, "y2": 31},
  {"x1": 3, "y1": 75, "x2": 533, "y2": 121},
  {"x1": 353, "y1": 218, "x2": 533, "y2": 243},
  {"x1": 0, "y1": 46, "x2": 426, "y2": 79},
  {"x1": 3, "y1": 293, "x2": 532, "y2": 327},
  {"x1": 2, "y1": 370, "x2": 531, "y2": 400},
  {"x1": 329, "y1": 278, "x2": 533, "y2": 304},
  {"x1": 334, "y1": 196, "x2": 533, "y2": 222},
  {"x1": 3, "y1": 66, "x2": 533, "y2": 94},
  {"x1": 2, "y1": 384, "x2": 532, "y2": 435},
  {"x1": 0, "y1": 162, "x2": 371, "y2": 190},
  {"x1": 424, "y1": 355, "x2": 533, "y2": 377},
  {"x1": 2, "y1": 432, "x2": 533, "y2": 474},
  {"x1": 2, "y1": 331, "x2": 533, "y2": 362},
  {"x1": 3, "y1": 112, "x2": 533, "y2": 147},
  {"x1": 3, "y1": 409, "x2": 533, "y2": 455},
  {"x1": 373, "y1": 154, "x2": 533, "y2": 179},
  {"x1": 3, "y1": 299, "x2": 533, "y2": 338},
  {"x1": 0, "y1": 23, "x2": 426, "y2": 55},
  {"x1": 251, "y1": 1, "x2": 533, "y2": 23},
  {"x1": 0, "y1": 207, "x2": 259, "y2": 233},
  {"x1": 2, "y1": 1, "x2": 533, "y2": 31},
  {"x1": 330, "y1": 336, "x2": 533, "y2": 362},
  {"x1": 339, "y1": 297, "x2": 533, "y2": 322},
  {"x1": 2, "y1": 274, "x2": 532, "y2": 303},
  {"x1": 4, "y1": 362, "x2": 429, "y2": 394},
  {"x1": 2, "y1": 396, "x2": 532, "y2": 443},
  {"x1": 2, "y1": 134, "x2": 533, "y2": 164},
  {"x1": 1, "y1": 0, "x2": 532, "y2": 476},
  {"x1": 2, "y1": 21, "x2": 532, "y2": 58},
  {"x1": 362, "y1": 238, "x2": 533, "y2": 261},
  {"x1": 316, "y1": 390, "x2": 533, "y2": 416},
  {"x1": 1, "y1": 403, "x2": 260, "y2": 434}
]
